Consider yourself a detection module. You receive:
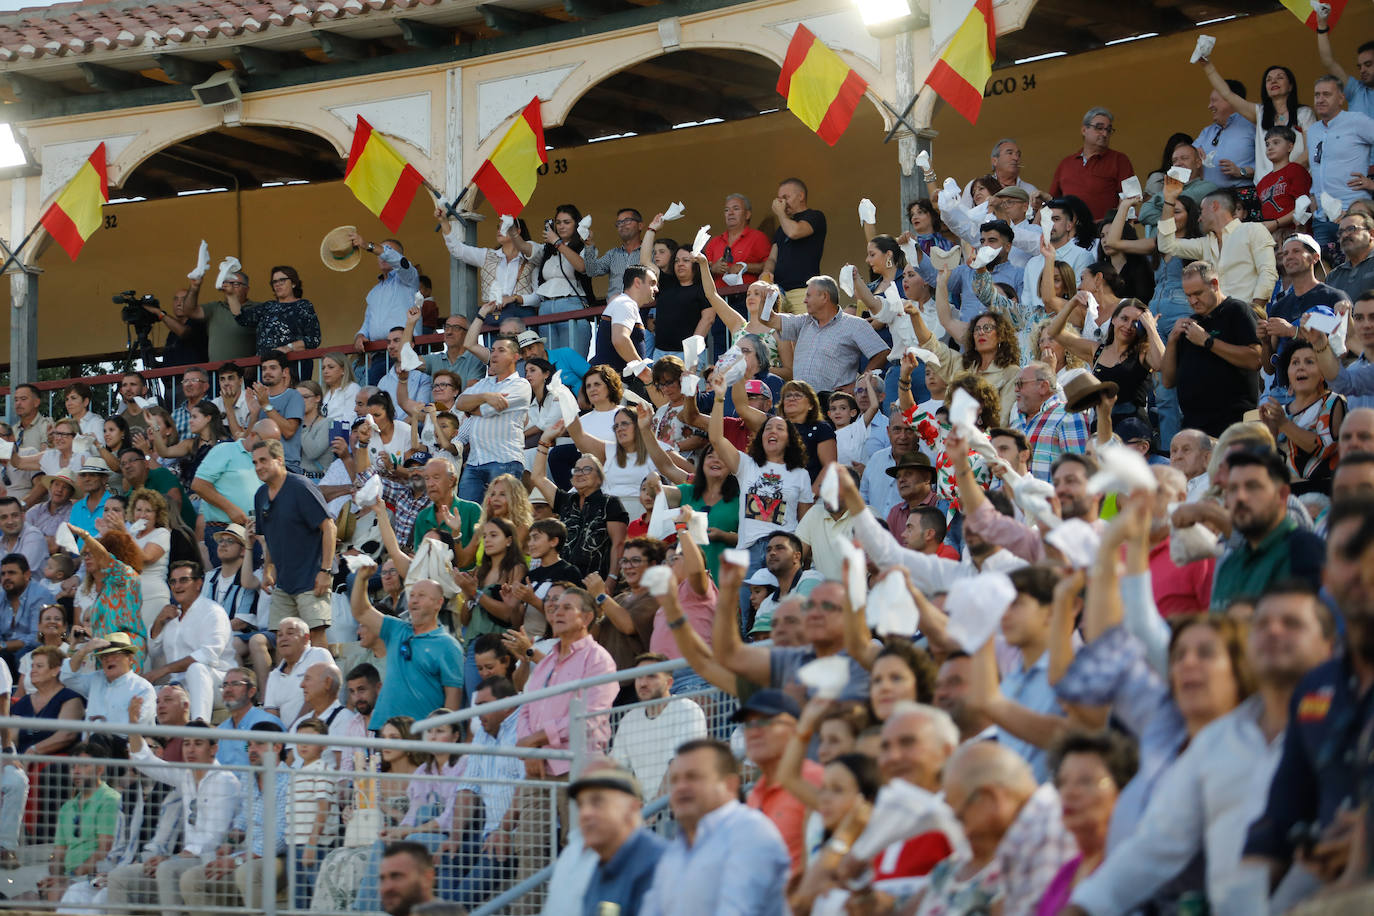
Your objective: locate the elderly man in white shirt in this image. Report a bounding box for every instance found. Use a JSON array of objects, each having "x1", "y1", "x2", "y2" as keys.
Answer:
[
  {"x1": 287, "y1": 661, "x2": 365, "y2": 770},
  {"x1": 107, "y1": 717, "x2": 240, "y2": 914},
  {"x1": 263, "y1": 617, "x2": 334, "y2": 726},
  {"x1": 145, "y1": 561, "x2": 236, "y2": 723},
  {"x1": 59, "y1": 633, "x2": 158, "y2": 729}
]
